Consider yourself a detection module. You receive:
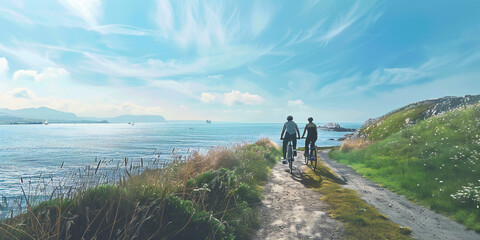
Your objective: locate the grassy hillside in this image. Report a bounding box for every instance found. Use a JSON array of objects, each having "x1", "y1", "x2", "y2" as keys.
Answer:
[
  {"x1": 0, "y1": 139, "x2": 281, "y2": 239},
  {"x1": 331, "y1": 104, "x2": 480, "y2": 231},
  {"x1": 359, "y1": 103, "x2": 432, "y2": 141},
  {"x1": 359, "y1": 94, "x2": 480, "y2": 141}
]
